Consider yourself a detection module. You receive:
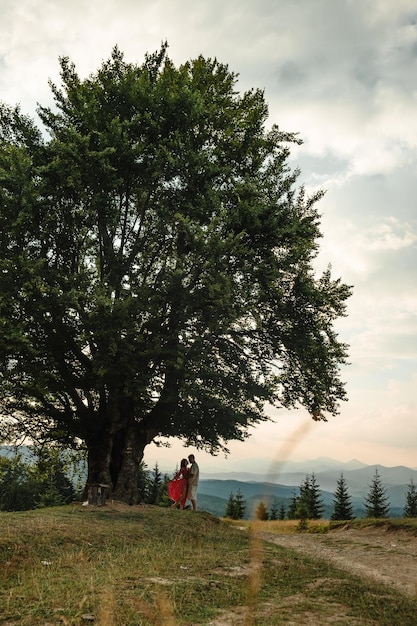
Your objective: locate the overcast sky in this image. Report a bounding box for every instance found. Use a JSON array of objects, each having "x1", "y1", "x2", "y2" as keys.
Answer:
[{"x1": 1, "y1": 0, "x2": 416, "y2": 474}]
